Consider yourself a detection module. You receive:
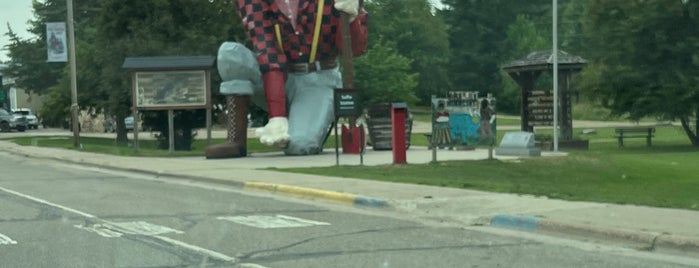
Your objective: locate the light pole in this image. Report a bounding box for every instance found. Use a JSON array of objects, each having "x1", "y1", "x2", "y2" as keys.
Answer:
[
  {"x1": 552, "y1": 0, "x2": 559, "y2": 152},
  {"x1": 67, "y1": 0, "x2": 79, "y2": 147}
]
